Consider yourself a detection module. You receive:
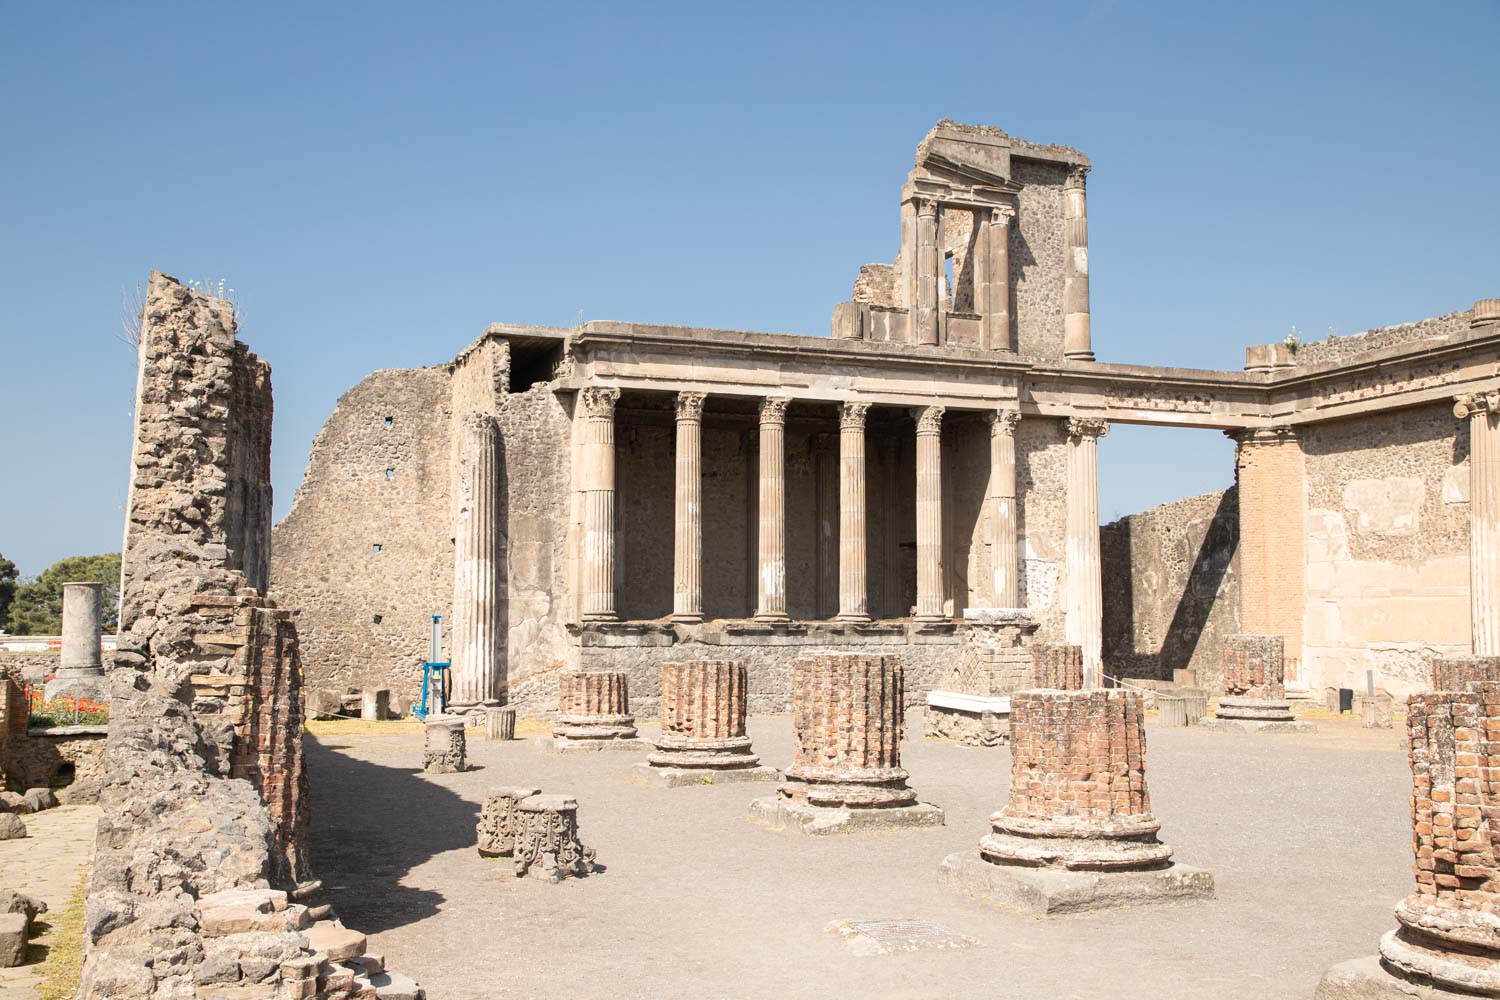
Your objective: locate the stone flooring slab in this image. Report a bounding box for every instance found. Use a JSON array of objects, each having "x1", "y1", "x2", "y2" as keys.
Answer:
[
  {"x1": 530, "y1": 736, "x2": 649, "y2": 754},
  {"x1": 1198, "y1": 717, "x2": 1317, "y2": 734},
  {"x1": 937, "y1": 852, "x2": 1214, "y2": 915},
  {"x1": 748, "y1": 796, "x2": 946, "y2": 835},
  {"x1": 825, "y1": 918, "x2": 977, "y2": 956},
  {"x1": 630, "y1": 762, "x2": 780, "y2": 787}
]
